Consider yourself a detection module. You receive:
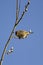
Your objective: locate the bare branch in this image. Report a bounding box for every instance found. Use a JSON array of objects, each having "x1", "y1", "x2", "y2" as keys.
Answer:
[
  {"x1": 0, "y1": 60, "x2": 2, "y2": 65},
  {"x1": 16, "y1": 0, "x2": 18, "y2": 23},
  {"x1": 0, "y1": 23, "x2": 16, "y2": 62},
  {"x1": 15, "y1": 0, "x2": 30, "y2": 25},
  {"x1": 0, "y1": 0, "x2": 30, "y2": 64},
  {"x1": 18, "y1": 0, "x2": 21, "y2": 16}
]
